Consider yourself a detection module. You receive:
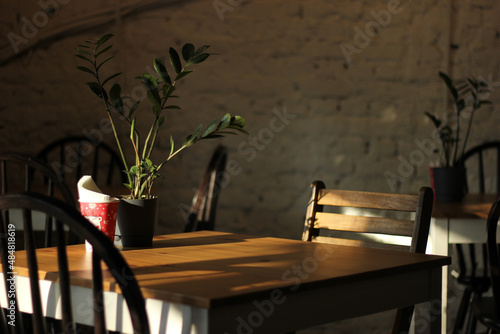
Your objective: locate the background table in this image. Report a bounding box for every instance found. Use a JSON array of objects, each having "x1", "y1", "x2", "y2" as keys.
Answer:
[
  {"x1": 1, "y1": 231, "x2": 449, "y2": 333},
  {"x1": 429, "y1": 194, "x2": 498, "y2": 333}
]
